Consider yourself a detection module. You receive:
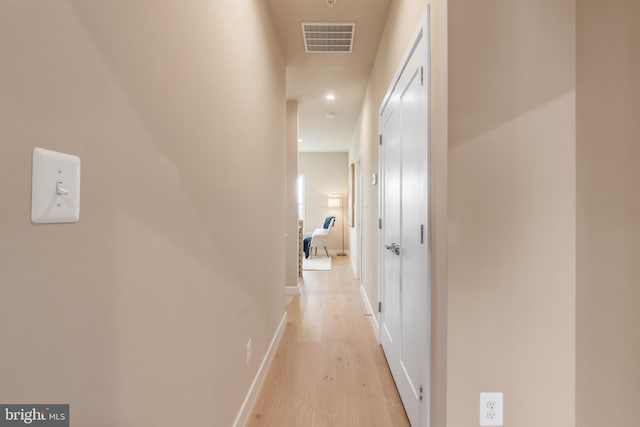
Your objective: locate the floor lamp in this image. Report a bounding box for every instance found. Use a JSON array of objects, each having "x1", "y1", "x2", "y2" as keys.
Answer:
[{"x1": 328, "y1": 194, "x2": 346, "y2": 256}]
